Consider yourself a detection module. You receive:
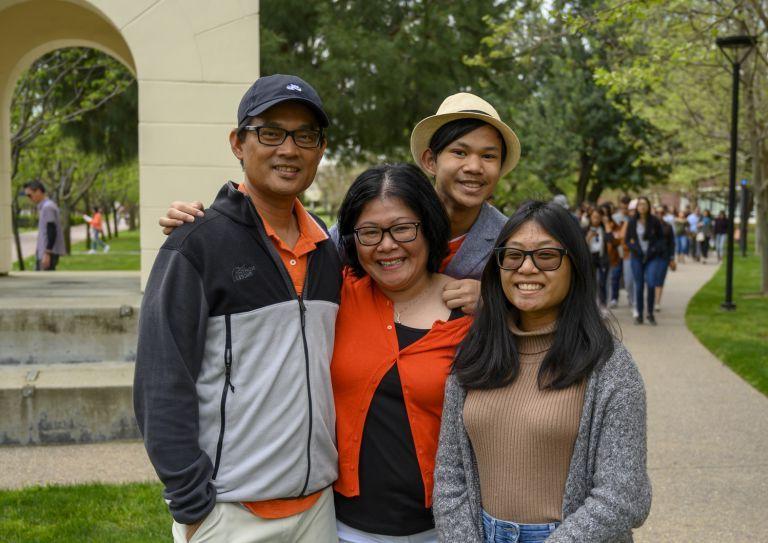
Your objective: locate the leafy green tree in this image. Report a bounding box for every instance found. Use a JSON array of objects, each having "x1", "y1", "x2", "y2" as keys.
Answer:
[
  {"x1": 581, "y1": 0, "x2": 768, "y2": 294},
  {"x1": 469, "y1": 0, "x2": 671, "y2": 205},
  {"x1": 261, "y1": 0, "x2": 501, "y2": 163},
  {"x1": 10, "y1": 47, "x2": 136, "y2": 266}
]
